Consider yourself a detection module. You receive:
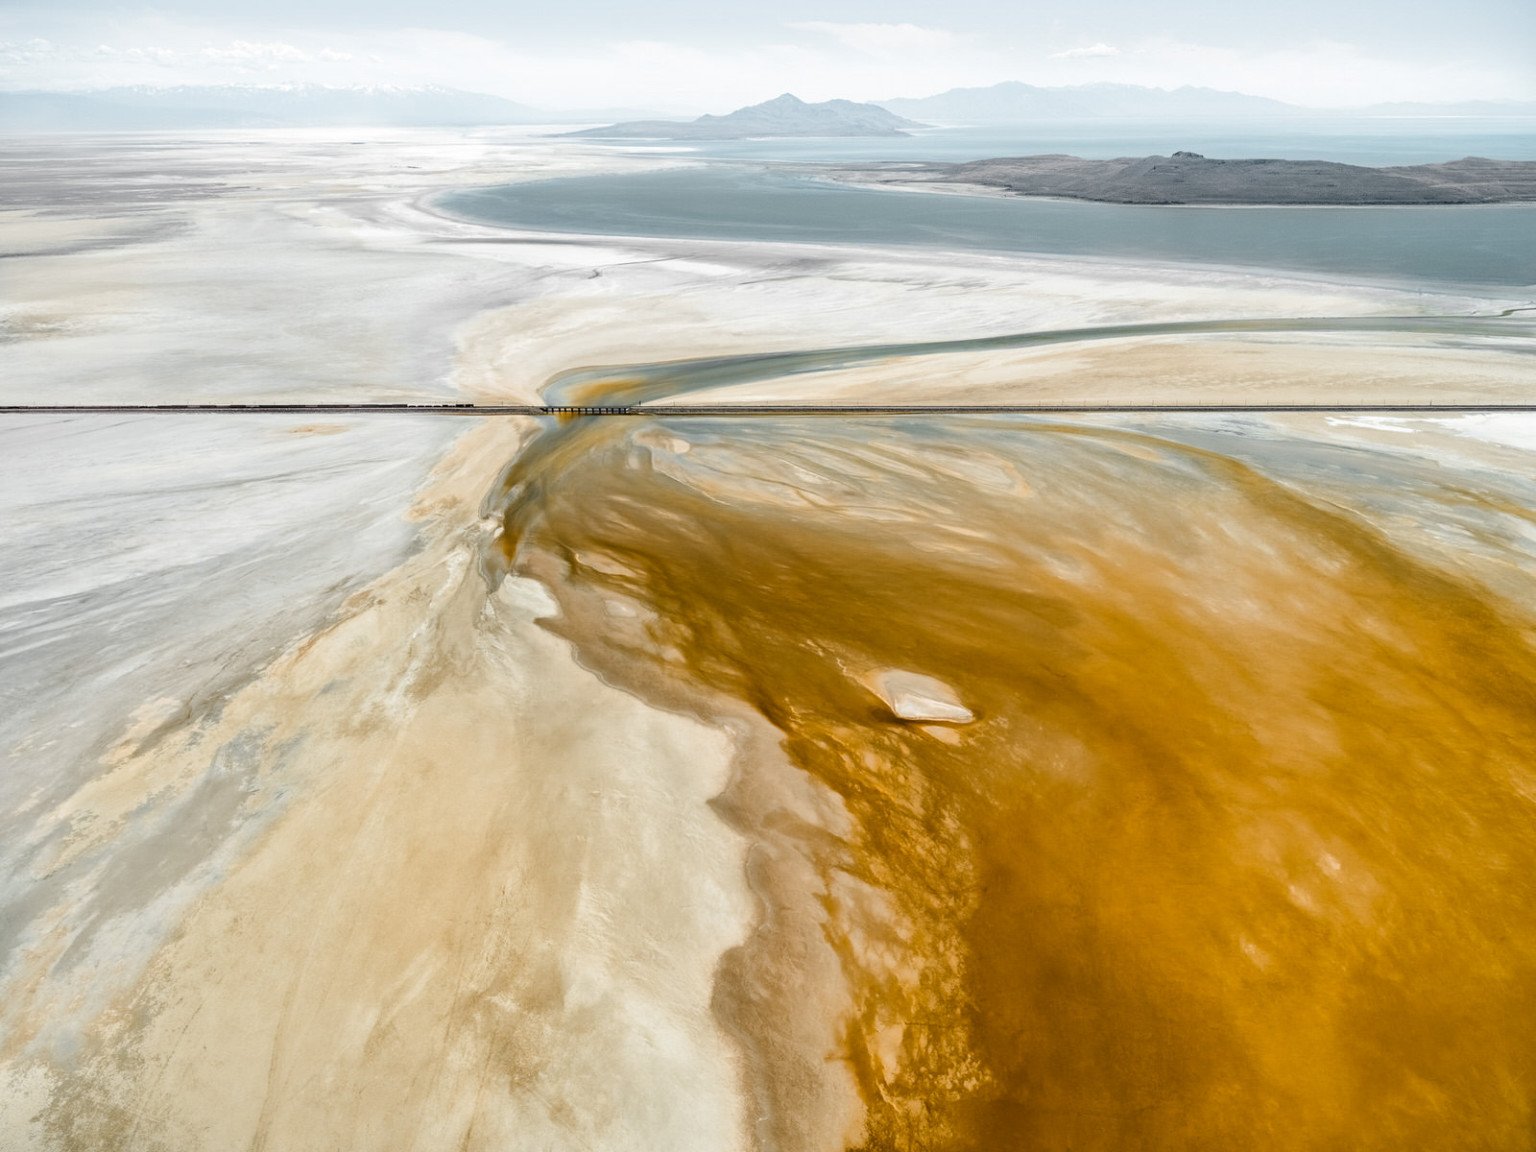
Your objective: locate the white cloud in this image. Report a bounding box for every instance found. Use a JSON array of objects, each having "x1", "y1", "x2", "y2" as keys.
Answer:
[
  {"x1": 1051, "y1": 43, "x2": 1120, "y2": 60},
  {"x1": 1, "y1": 38, "x2": 186, "y2": 72},
  {"x1": 1035, "y1": 36, "x2": 1524, "y2": 106},
  {"x1": 201, "y1": 40, "x2": 310, "y2": 69},
  {"x1": 0, "y1": 23, "x2": 394, "y2": 89},
  {"x1": 120, "y1": 46, "x2": 183, "y2": 67},
  {"x1": 787, "y1": 22, "x2": 957, "y2": 59},
  {"x1": 0, "y1": 37, "x2": 56, "y2": 63}
]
